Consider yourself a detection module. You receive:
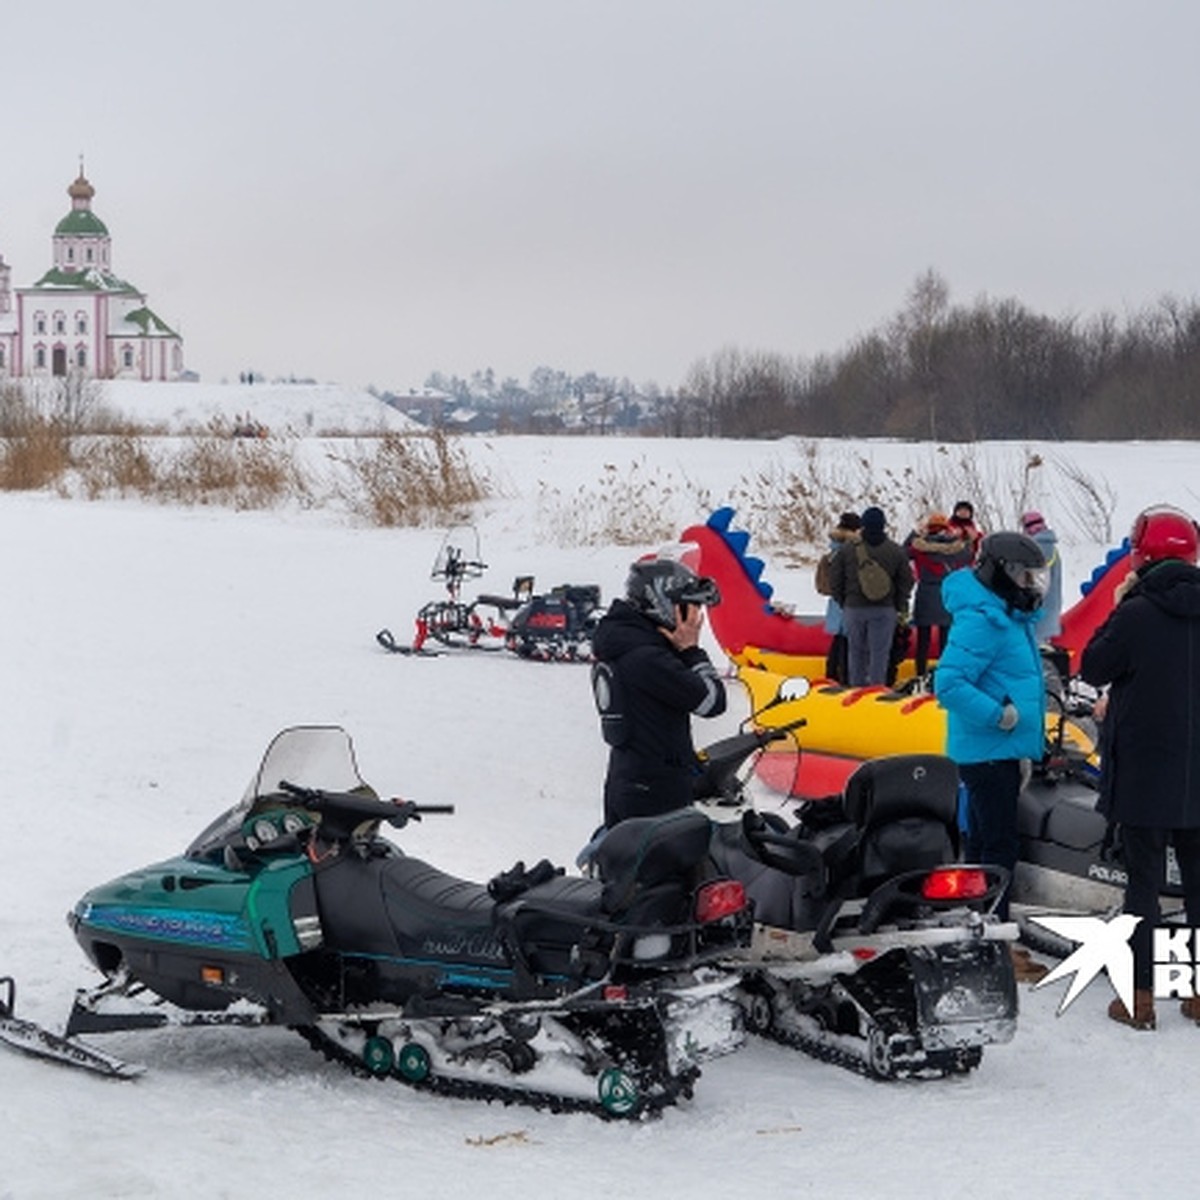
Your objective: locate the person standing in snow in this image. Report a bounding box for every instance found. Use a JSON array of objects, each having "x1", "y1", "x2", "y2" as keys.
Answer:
[
  {"x1": 828, "y1": 506, "x2": 913, "y2": 687},
  {"x1": 934, "y1": 531, "x2": 1048, "y2": 980},
  {"x1": 1080, "y1": 505, "x2": 1200, "y2": 1031},
  {"x1": 591, "y1": 555, "x2": 726, "y2": 828},
  {"x1": 904, "y1": 511, "x2": 973, "y2": 679},
  {"x1": 1020, "y1": 510, "x2": 1063, "y2": 645},
  {"x1": 948, "y1": 500, "x2": 985, "y2": 563},
  {"x1": 817, "y1": 511, "x2": 862, "y2": 683}
]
